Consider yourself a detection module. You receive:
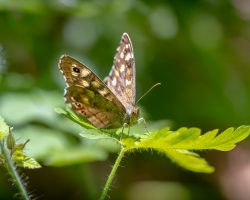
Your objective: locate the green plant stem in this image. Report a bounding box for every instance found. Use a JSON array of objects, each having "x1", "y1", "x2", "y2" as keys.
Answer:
[
  {"x1": 99, "y1": 147, "x2": 126, "y2": 200},
  {"x1": 0, "y1": 141, "x2": 29, "y2": 200}
]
